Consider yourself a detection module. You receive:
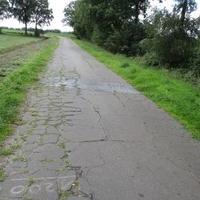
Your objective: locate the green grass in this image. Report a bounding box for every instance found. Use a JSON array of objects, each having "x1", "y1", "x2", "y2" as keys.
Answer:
[
  {"x1": 0, "y1": 33, "x2": 42, "y2": 53},
  {"x1": 72, "y1": 38, "x2": 200, "y2": 140},
  {"x1": 0, "y1": 36, "x2": 59, "y2": 142}
]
